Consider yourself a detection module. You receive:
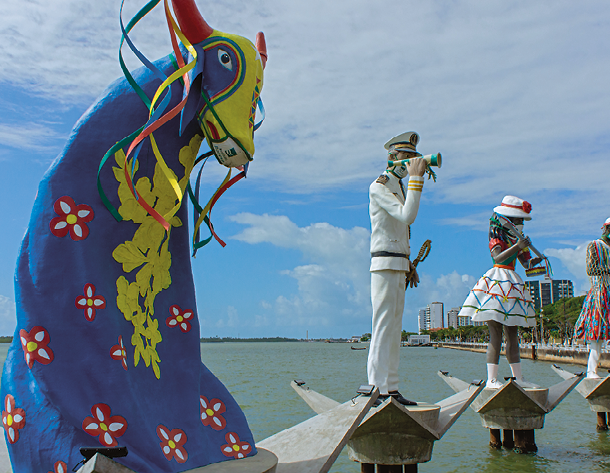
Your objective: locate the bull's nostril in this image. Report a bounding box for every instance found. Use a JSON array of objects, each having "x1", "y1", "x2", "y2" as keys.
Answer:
[{"x1": 206, "y1": 121, "x2": 220, "y2": 140}]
